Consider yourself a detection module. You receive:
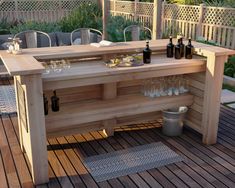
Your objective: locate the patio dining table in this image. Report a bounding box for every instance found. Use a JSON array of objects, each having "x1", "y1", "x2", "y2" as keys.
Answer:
[{"x1": 0, "y1": 39, "x2": 234, "y2": 185}]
